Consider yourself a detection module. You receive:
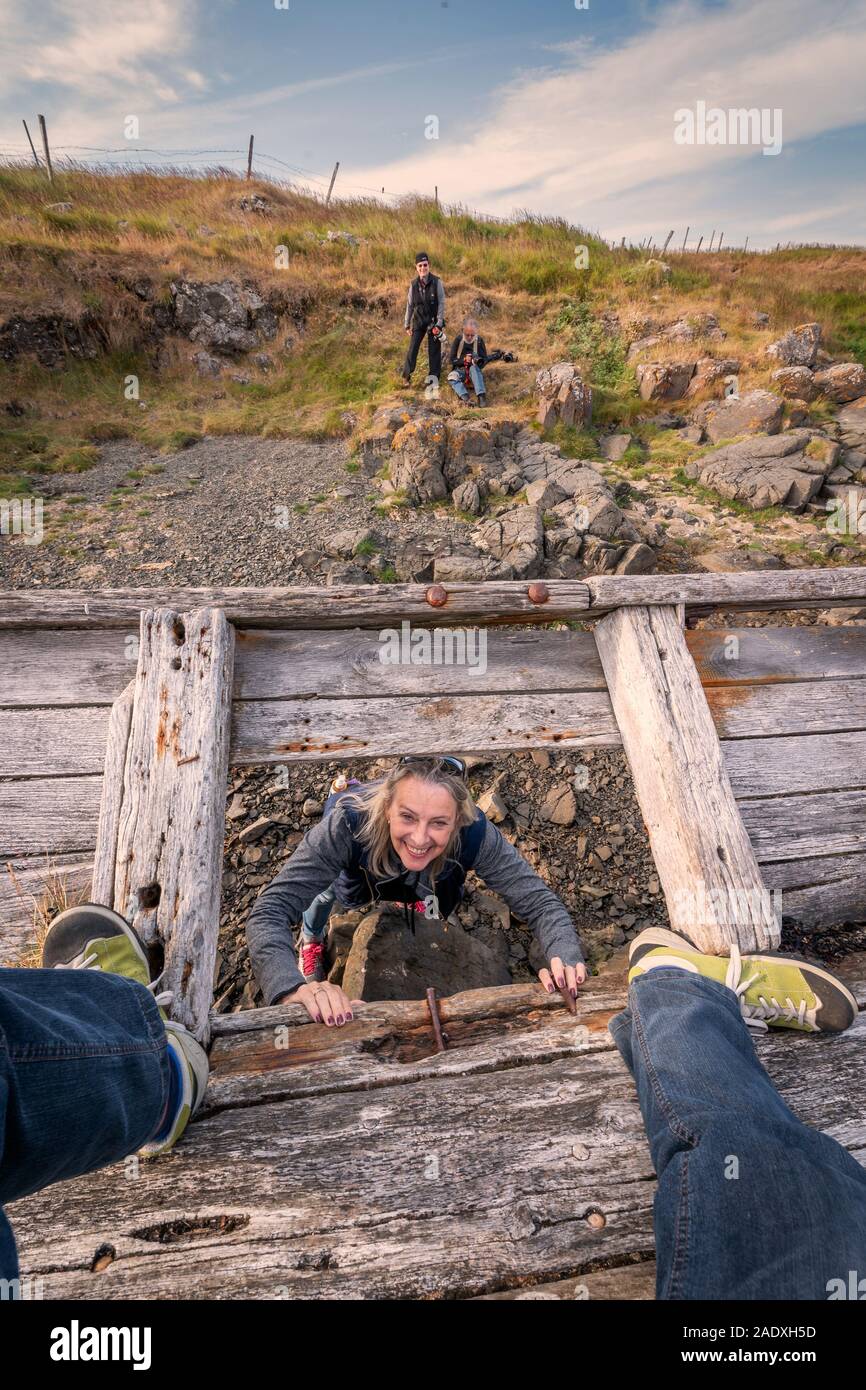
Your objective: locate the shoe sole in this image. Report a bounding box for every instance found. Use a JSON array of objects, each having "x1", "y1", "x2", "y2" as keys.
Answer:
[
  {"x1": 42, "y1": 902, "x2": 151, "y2": 976},
  {"x1": 629, "y1": 927, "x2": 858, "y2": 1032}
]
